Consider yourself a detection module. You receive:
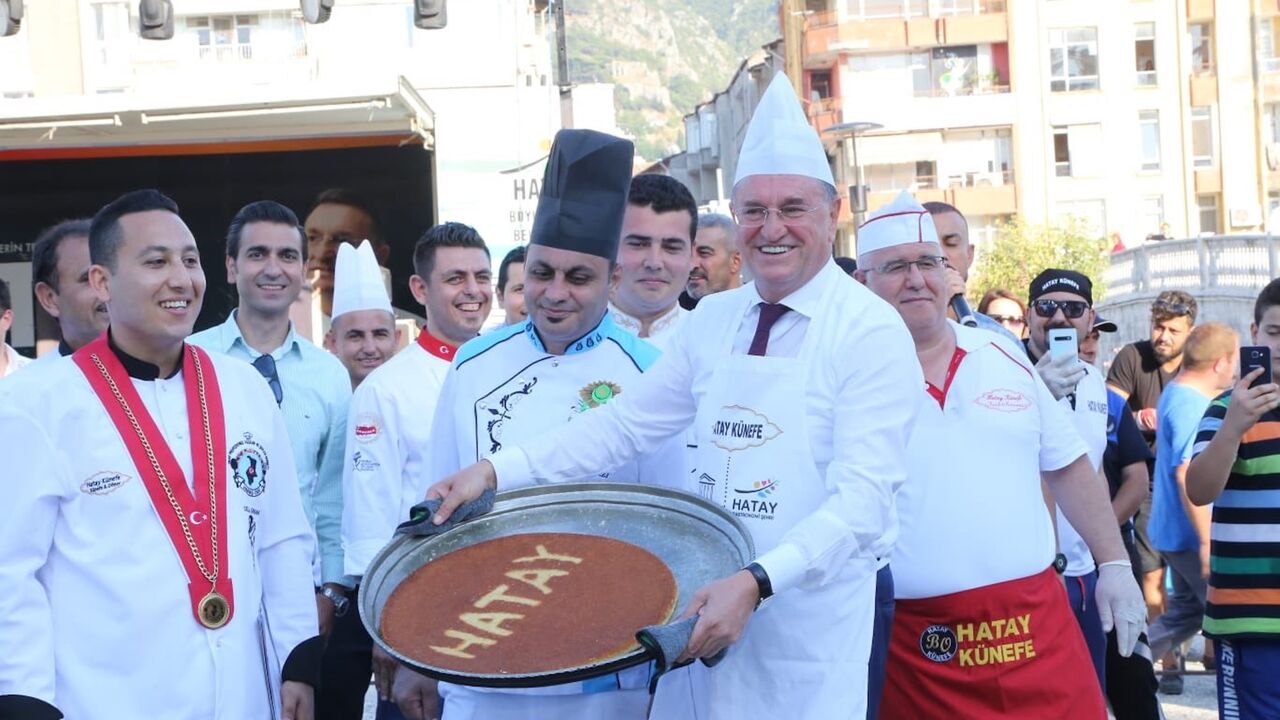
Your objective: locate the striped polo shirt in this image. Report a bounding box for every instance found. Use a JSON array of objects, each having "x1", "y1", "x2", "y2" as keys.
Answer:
[{"x1": 1193, "y1": 391, "x2": 1280, "y2": 638}]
